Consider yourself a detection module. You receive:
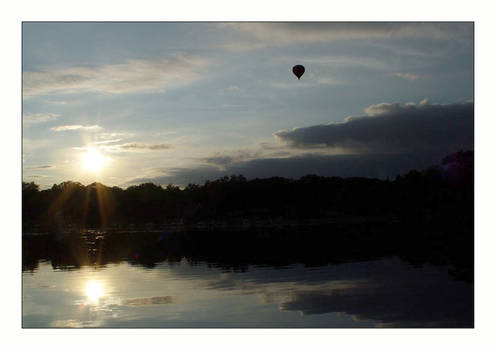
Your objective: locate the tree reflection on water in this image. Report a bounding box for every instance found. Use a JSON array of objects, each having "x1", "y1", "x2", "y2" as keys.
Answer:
[{"x1": 22, "y1": 223, "x2": 473, "y2": 328}]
